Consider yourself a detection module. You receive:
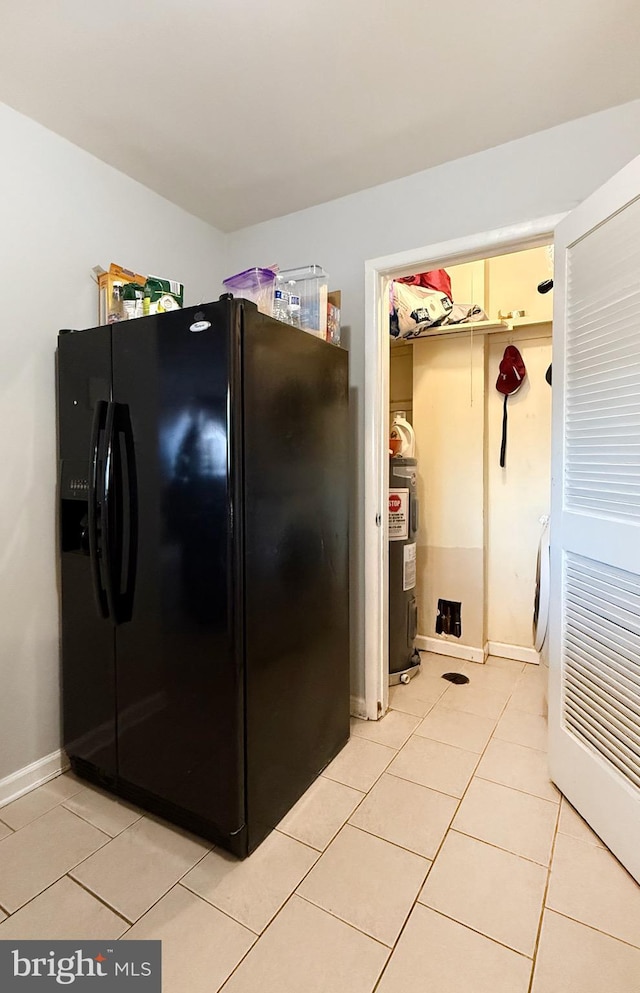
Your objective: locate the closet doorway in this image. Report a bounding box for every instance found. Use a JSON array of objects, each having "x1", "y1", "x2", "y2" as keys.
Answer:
[
  {"x1": 388, "y1": 247, "x2": 553, "y2": 680},
  {"x1": 362, "y1": 214, "x2": 564, "y2": 721}
]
